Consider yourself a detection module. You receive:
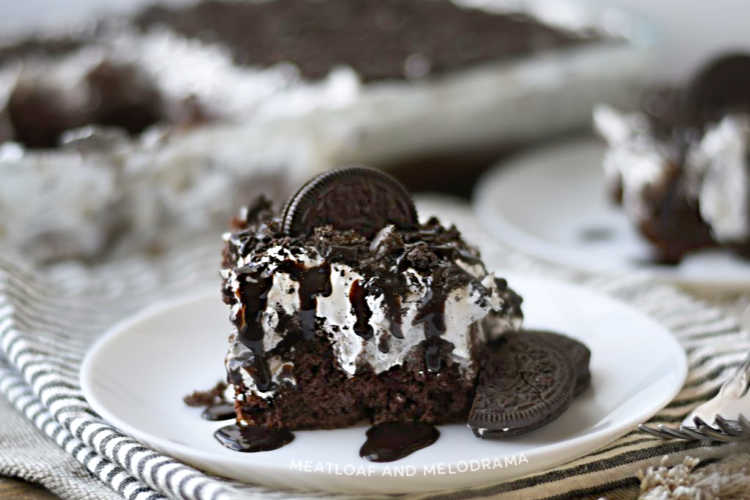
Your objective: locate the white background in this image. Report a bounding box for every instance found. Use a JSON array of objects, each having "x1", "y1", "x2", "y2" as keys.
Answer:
[
  {"x1": 611, "y1": 0, "x2": 750, "y2": 80},
  {"x1": 1, "y1": 0, "x2": 749, "y2": 81}
]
